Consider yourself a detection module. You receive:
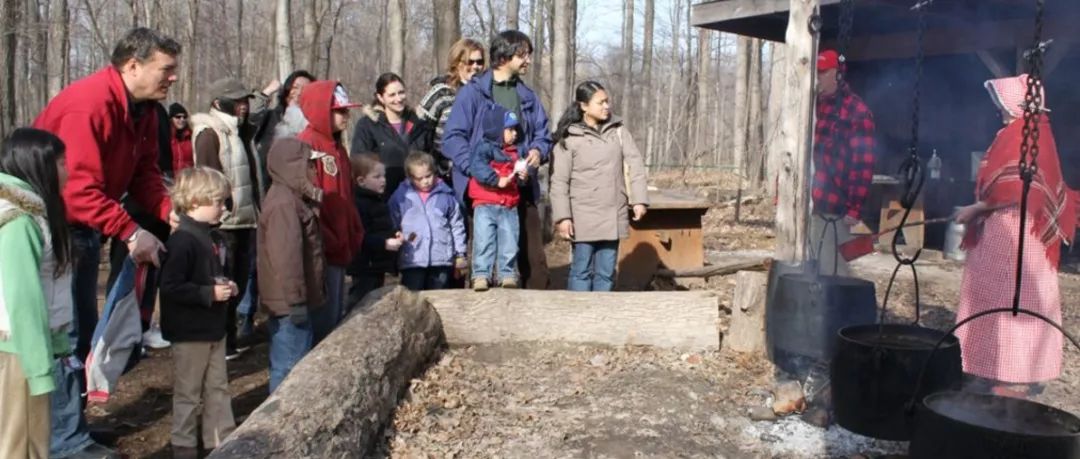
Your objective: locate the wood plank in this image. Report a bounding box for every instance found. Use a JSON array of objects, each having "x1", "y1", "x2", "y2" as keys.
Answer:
[
  {"x1": 774, "y1": 0, "x2": 818, "y2": 262},
  {"x1": 655, "y1": 257, "x2": 771, "y2": 278},
  {"x1": 727, "y1": 270, "x2": 769, "y2": 354},
  {"x1": 421, "y1": 289, "x2": 721, "y2": 351}
]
